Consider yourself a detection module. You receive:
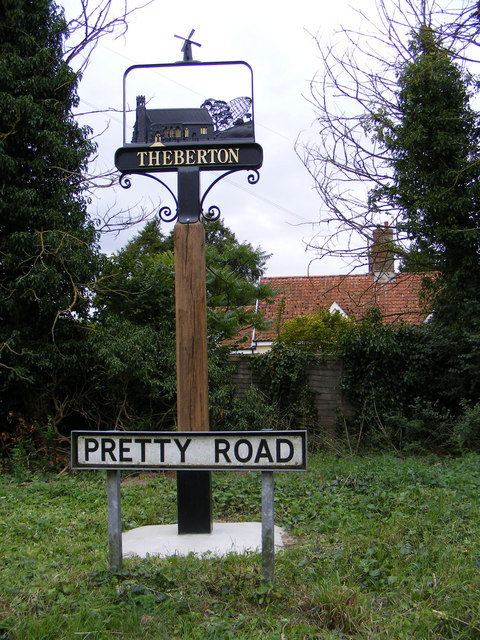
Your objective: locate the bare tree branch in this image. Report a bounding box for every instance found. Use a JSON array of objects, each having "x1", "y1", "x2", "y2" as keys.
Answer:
[
  {"x1": 61, "y1": 1, "x2": 158, "y2": 237},
  {"x1": 63, "y1": 0, "x2": 154, "y2": 75},
  {"x1": 299, "y1": 0, "x2": 480, "y2": 269}
]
